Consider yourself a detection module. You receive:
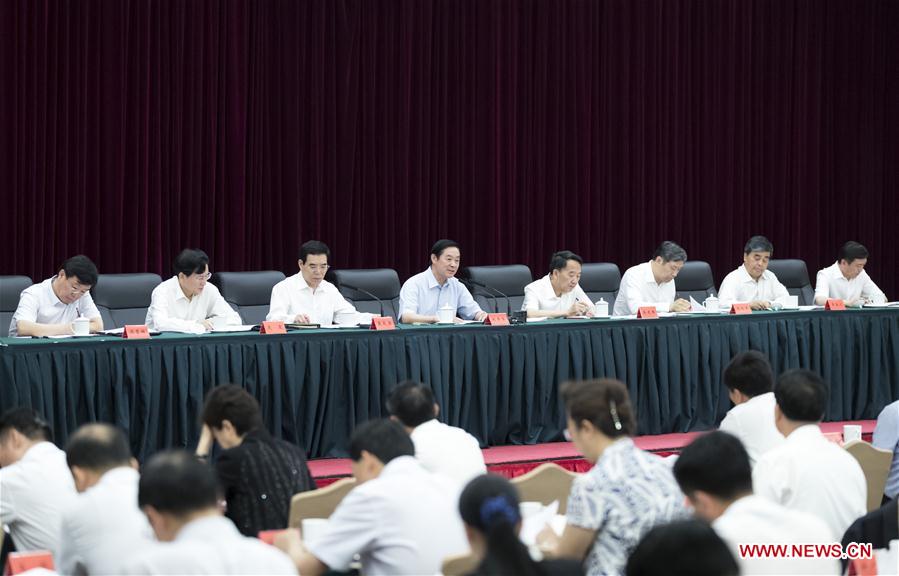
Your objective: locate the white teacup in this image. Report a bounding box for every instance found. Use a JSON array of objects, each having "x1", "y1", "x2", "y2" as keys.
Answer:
[
  {"x1": 301, "y1": 518, "x2": 329, "y2": 544},
  {"x1": 843, "y1": 425, "x2": 862, "y2": 444},
  {"x1": 437, "y1": 305, "x2": 455, "y2": 324},
  {"x1": 784, "y1": 295, "x2": 799, "y2": 308},
  {"x1": 73, "y1": 317, "x2": 90, "y2": 336},
  {"x1": 211, "y1": 316, "x2": 230, "y2": 330}
]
